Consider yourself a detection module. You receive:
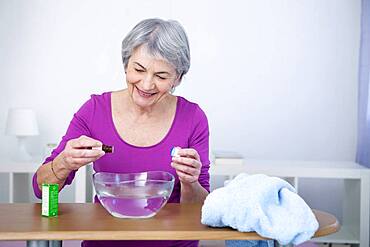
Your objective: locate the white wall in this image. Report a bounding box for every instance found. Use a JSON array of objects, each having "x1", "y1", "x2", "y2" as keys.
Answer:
[{"x1": 0, "y1": 0, "x2": 361, "y2": 217}]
